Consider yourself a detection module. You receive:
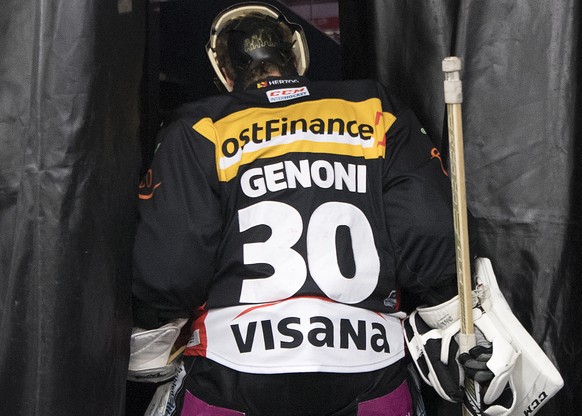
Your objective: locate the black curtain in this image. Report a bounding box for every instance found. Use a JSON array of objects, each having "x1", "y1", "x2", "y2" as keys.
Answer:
[
  {"x1": 339, "y1": 1, "x2": 581, "y2": 414},
  {"x1": 0, "y1": 1, "x2": 145, "y2": 415},
  {"x1": 3, "y1": 0, "x2": 578, "y2": 414}
]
